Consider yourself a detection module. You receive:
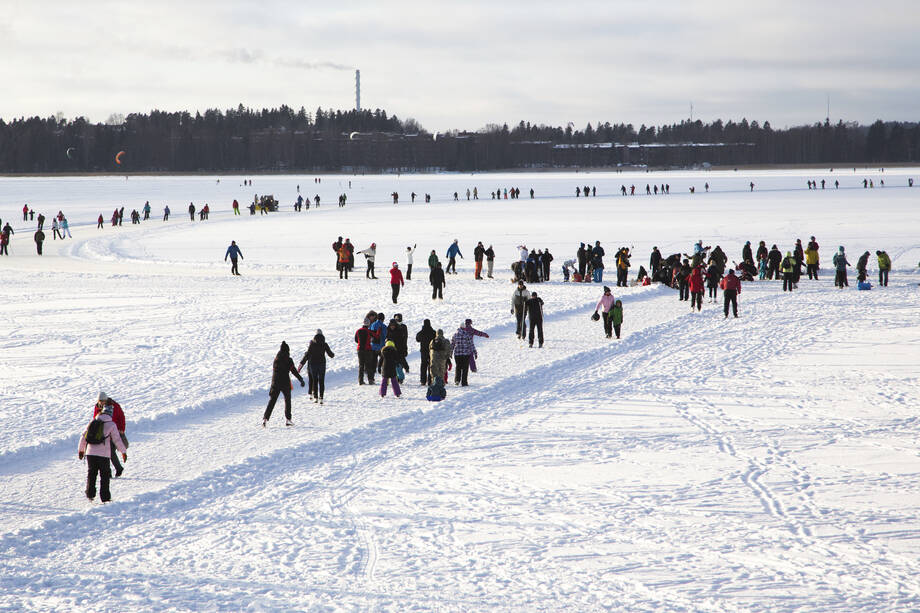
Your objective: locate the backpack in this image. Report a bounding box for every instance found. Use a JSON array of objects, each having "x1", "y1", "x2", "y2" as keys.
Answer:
[{"x1": 85, "y1": 419, "x2": 107, "y2": 445}]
